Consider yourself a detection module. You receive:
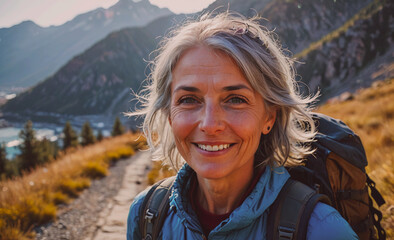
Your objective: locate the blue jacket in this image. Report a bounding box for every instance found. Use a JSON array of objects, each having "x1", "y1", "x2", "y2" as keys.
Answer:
[{"x1": 127, "y1": 164, "x2": 358, "y2": 239}]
